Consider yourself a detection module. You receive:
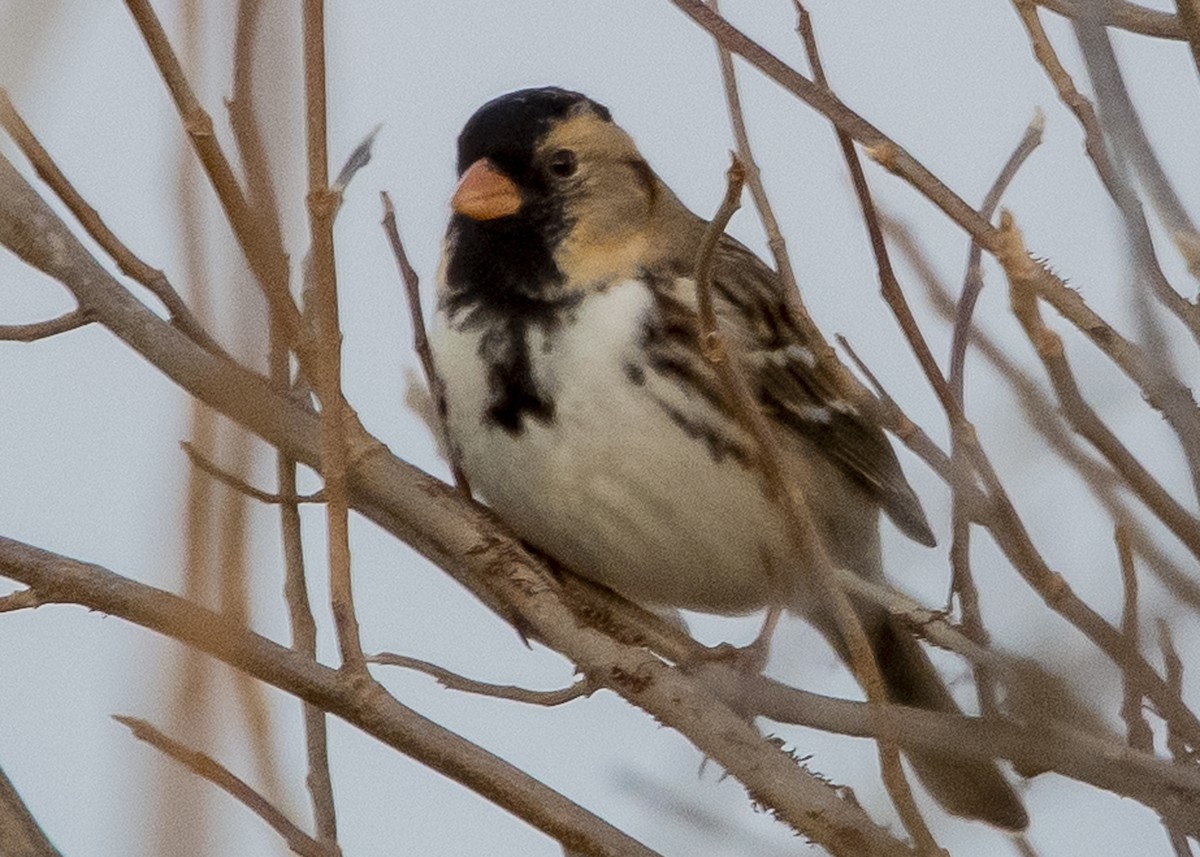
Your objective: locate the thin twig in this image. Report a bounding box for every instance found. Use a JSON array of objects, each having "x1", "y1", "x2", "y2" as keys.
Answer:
[
  {"x1": 1036, "y1": 0, "x2": 1185, "y2": 39},
  {"x1": 1069, "y1": 12, "x2": 1200, "y2": 347},
  {"x1": 122, "y1": 0, "x2": 302, "y2": 354},
  {"x1": 990, "y1": 210, "x2": 1200, "y2": 750},
  {"x1": 226, "y1": 2, "x2": 339, "y2": 839},
  {"x1": 0, "y1": 765, "x2": 62, "y2": 857},
  {"x1": 710, "y1": 0, "x2": 804, "y2": 304},
  {"x1": 370, "y1": 653, "x2": 594, "y2": 706},
  {"x1": 0, "y1": 89, "x2": 223, "y2": 357},
  {"x1": 694, "y1": 156, "x2": 941, "y2": 853},
  {"x1": 0, "y1": 309, "x2": 90, "y2": 342},
  {"x1": 115, "y1": 716, "x2": 336, "y2": 857},
  {"x1": 887, "y1": 213, "x2": 1200, "y2": 614},
  {"x1": 790, "y1": 10, "x2": 956, "y2": 845},
  {"x1": 946, "y1": 114, "x2": 1043, "y2": 721},
  {"x1": 182, "y1": 442, "x2": 323, "y2": 505},
  {"x1": 380, "y1": 191, "x2": 470, "y2": 495},
  {"x1": 1173, "y1": 0, "x2": 1200, "y2": 118},
  {"x1": 949, "y1": 111, "x2": 1045, "y2": 403},
  {"x1": 1005, "y1": 232, "x2": 1200, "y2": 561},
  {"x1": 1157, "y1": 622, "x2": 1196, "y2": 855},
  {"x1": 1115, "y1": 527, "x2": 1153, "y2": 753},
  {"x1": 0, "y1": 588, "x2": 43, "y2": 613},
  {"x1": 302, "y1": 0, "x2": 364, "y2": 672}
]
